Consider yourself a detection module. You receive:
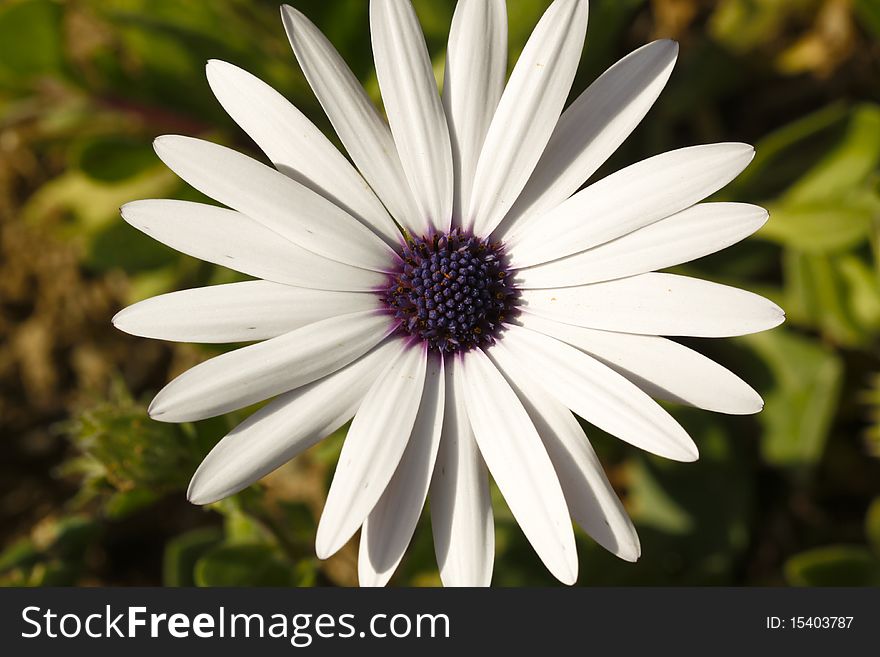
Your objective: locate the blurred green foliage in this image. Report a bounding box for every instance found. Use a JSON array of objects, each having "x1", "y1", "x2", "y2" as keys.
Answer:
[{"x1": 1, "y1": 0, "x2": 879, "y2": 587}]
